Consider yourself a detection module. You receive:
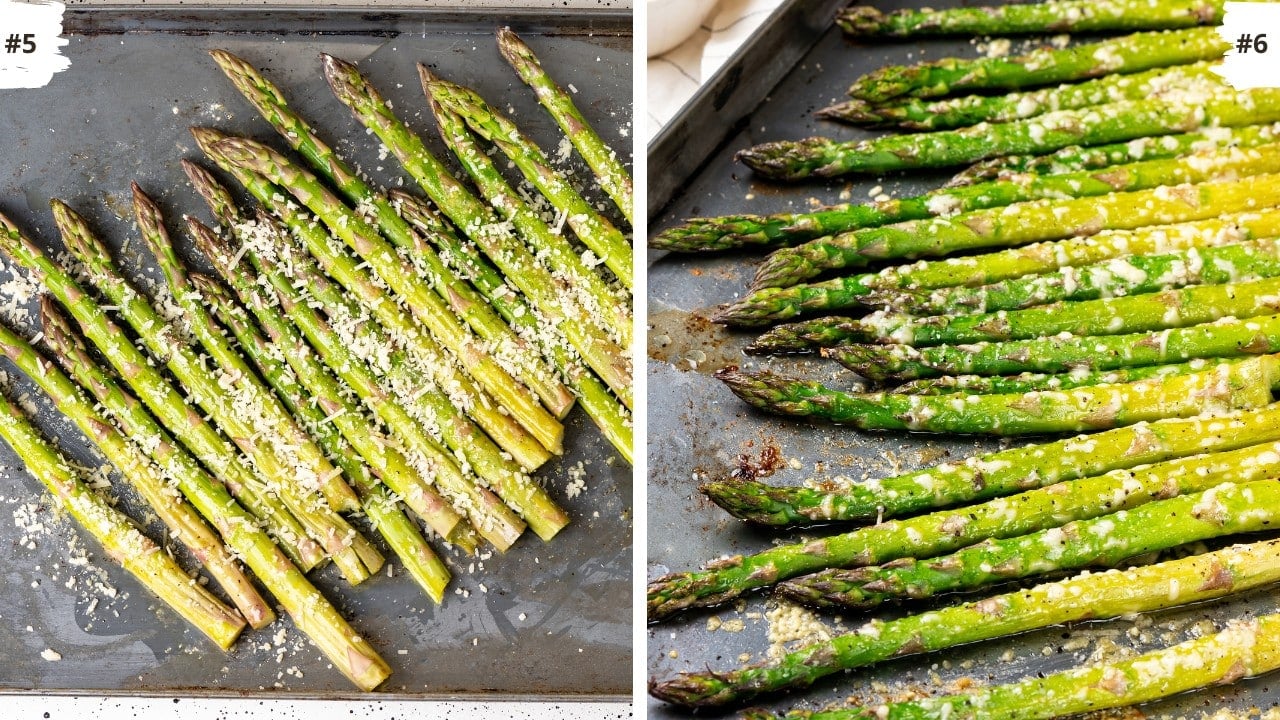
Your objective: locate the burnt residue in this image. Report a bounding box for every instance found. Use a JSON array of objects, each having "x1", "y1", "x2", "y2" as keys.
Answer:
[
  {"x1": 732, "y1": 438, "x2": 785, "y2": 481},
  {"x1": 649, "y1": 308, "x2": 751, "y2": 375}
]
